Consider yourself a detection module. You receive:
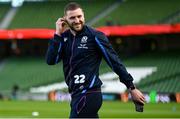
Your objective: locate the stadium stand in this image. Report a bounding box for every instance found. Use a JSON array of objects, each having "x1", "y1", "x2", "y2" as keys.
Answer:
[
  {"x1": 94, "y1": 0, "x2": 180, "y2": 26},
  {"x1": 0, "y1": 57, "x2": 64, "y2": 93},
  {"x1": 124, "y1": 51, "x2": 180, "y2": 93},
  {"x1": 8, "y1": 0, "x2": 115, "y2": 29},
  {"x1": 0, "y1": 51, "x2": 179, "y2": 94},
  {"x1": 176, "y1": 17, "x2": 180, "y2": 23},
  {"x1": 0, "y1": 3, "x2": 10, "y2": 22},
  {"x1": 158, "y1": 10, "x2": 180, "y2": 24}
]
